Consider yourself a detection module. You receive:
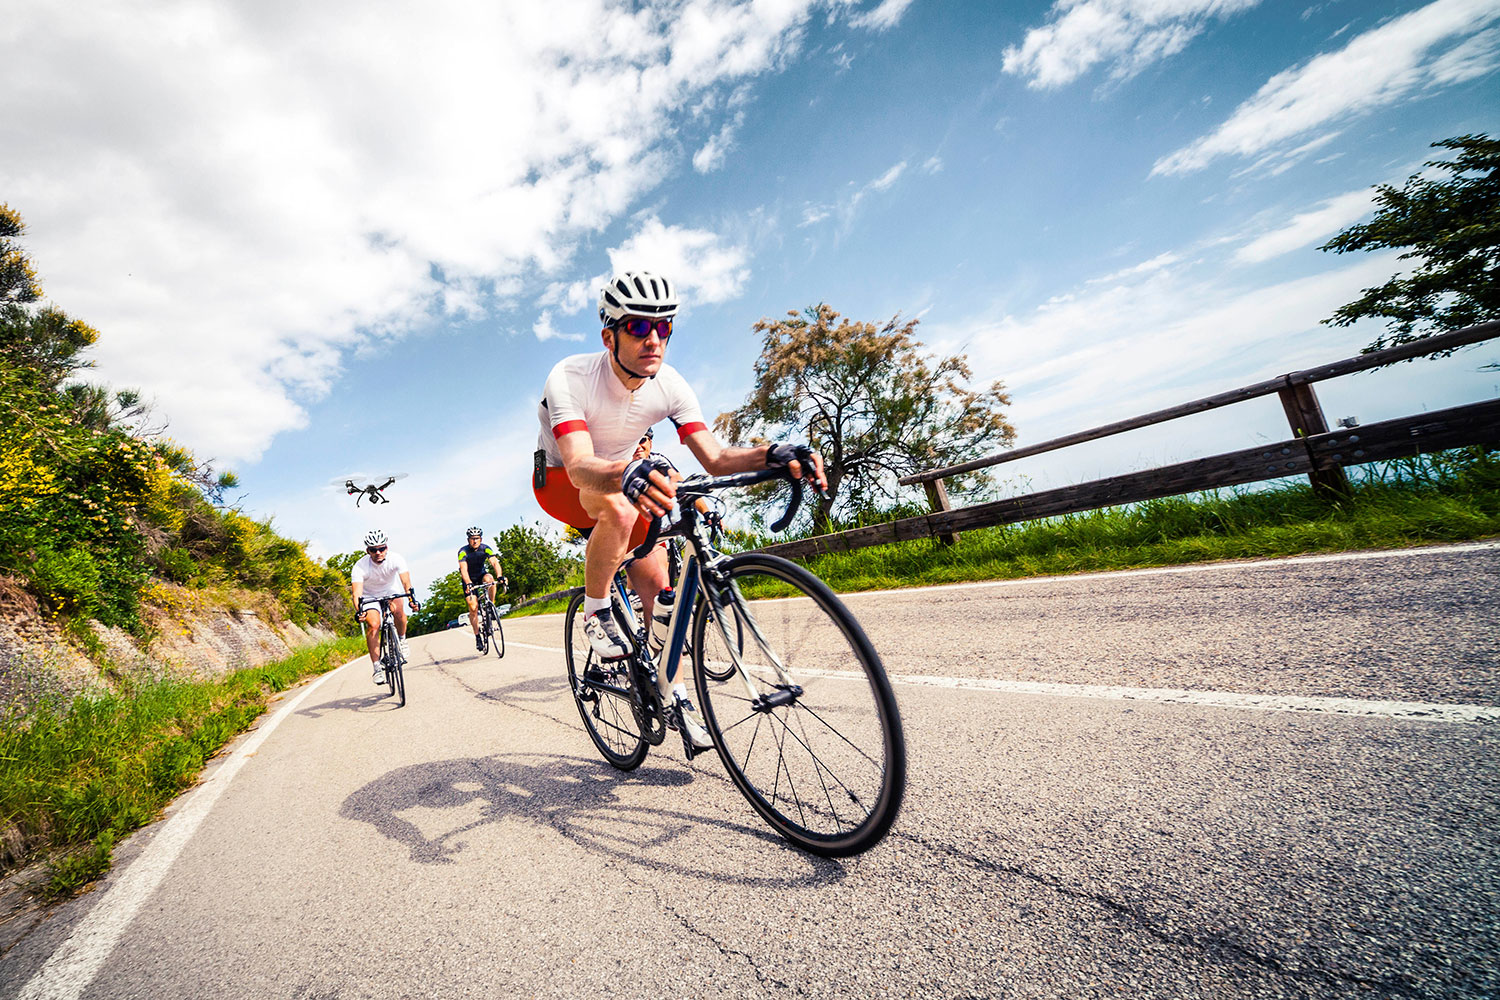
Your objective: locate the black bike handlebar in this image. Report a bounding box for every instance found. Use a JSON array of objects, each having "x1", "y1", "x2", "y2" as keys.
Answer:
[
  {"x1": 356, "y1": 590, "x2": 417, "y2": 614},
  {"x1": 628, "y1": 466, "x2": 826, "y2": 561}
]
